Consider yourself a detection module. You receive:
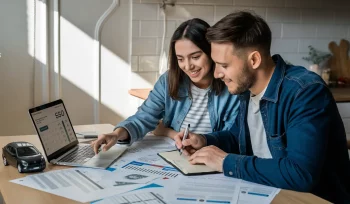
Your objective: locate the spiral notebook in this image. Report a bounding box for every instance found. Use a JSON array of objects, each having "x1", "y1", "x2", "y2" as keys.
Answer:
[{"x1": 158, "y1": 150, "x2": 219, "y2": 176}]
